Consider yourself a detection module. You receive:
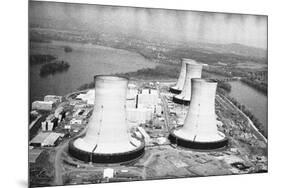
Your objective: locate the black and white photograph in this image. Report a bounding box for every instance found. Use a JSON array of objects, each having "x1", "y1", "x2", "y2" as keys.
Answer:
[{"x1": 28, "y1": 0, "x2": 268, "y2": 187}]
